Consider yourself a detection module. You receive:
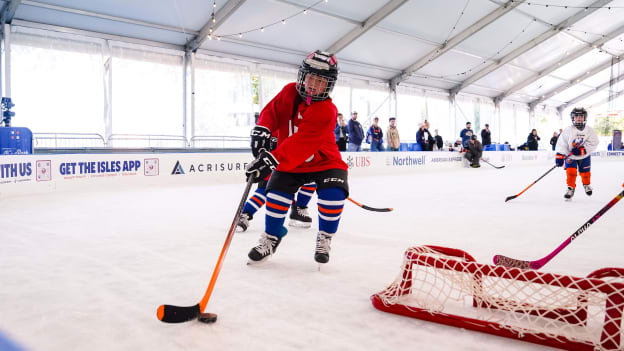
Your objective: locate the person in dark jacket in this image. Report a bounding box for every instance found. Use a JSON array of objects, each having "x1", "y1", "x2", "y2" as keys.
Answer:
[
  {"x1": 347, "y1": 111, "x2": 364, "y2": 151},
  {"x1": 366, "y1": 117, "x2": 384, "y2": 152},
  {"x1": 464, "y1": 134, "x2": 483, "y2": 168},
  {"x1": 460, "y1": 122, "x2": 473, "y2": 148},
  {"x1": 334, "y1": 113, "x2": 348, "y2": 151},
  {"x1": 416, "y1": 123, "x2": 433, "y2": 151},
  {"x1": 434, "y1": 129, "x2": 443, "y2": 150},
  {"x1": 527, "y1": 129, "x2": 540, "y2": 150},
  {"x1": 549, "y1": 131, "x2": 559, "y2": 151},
  {"x1": 480, "y1": 124, "x2": 491, "y2": 145}
]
